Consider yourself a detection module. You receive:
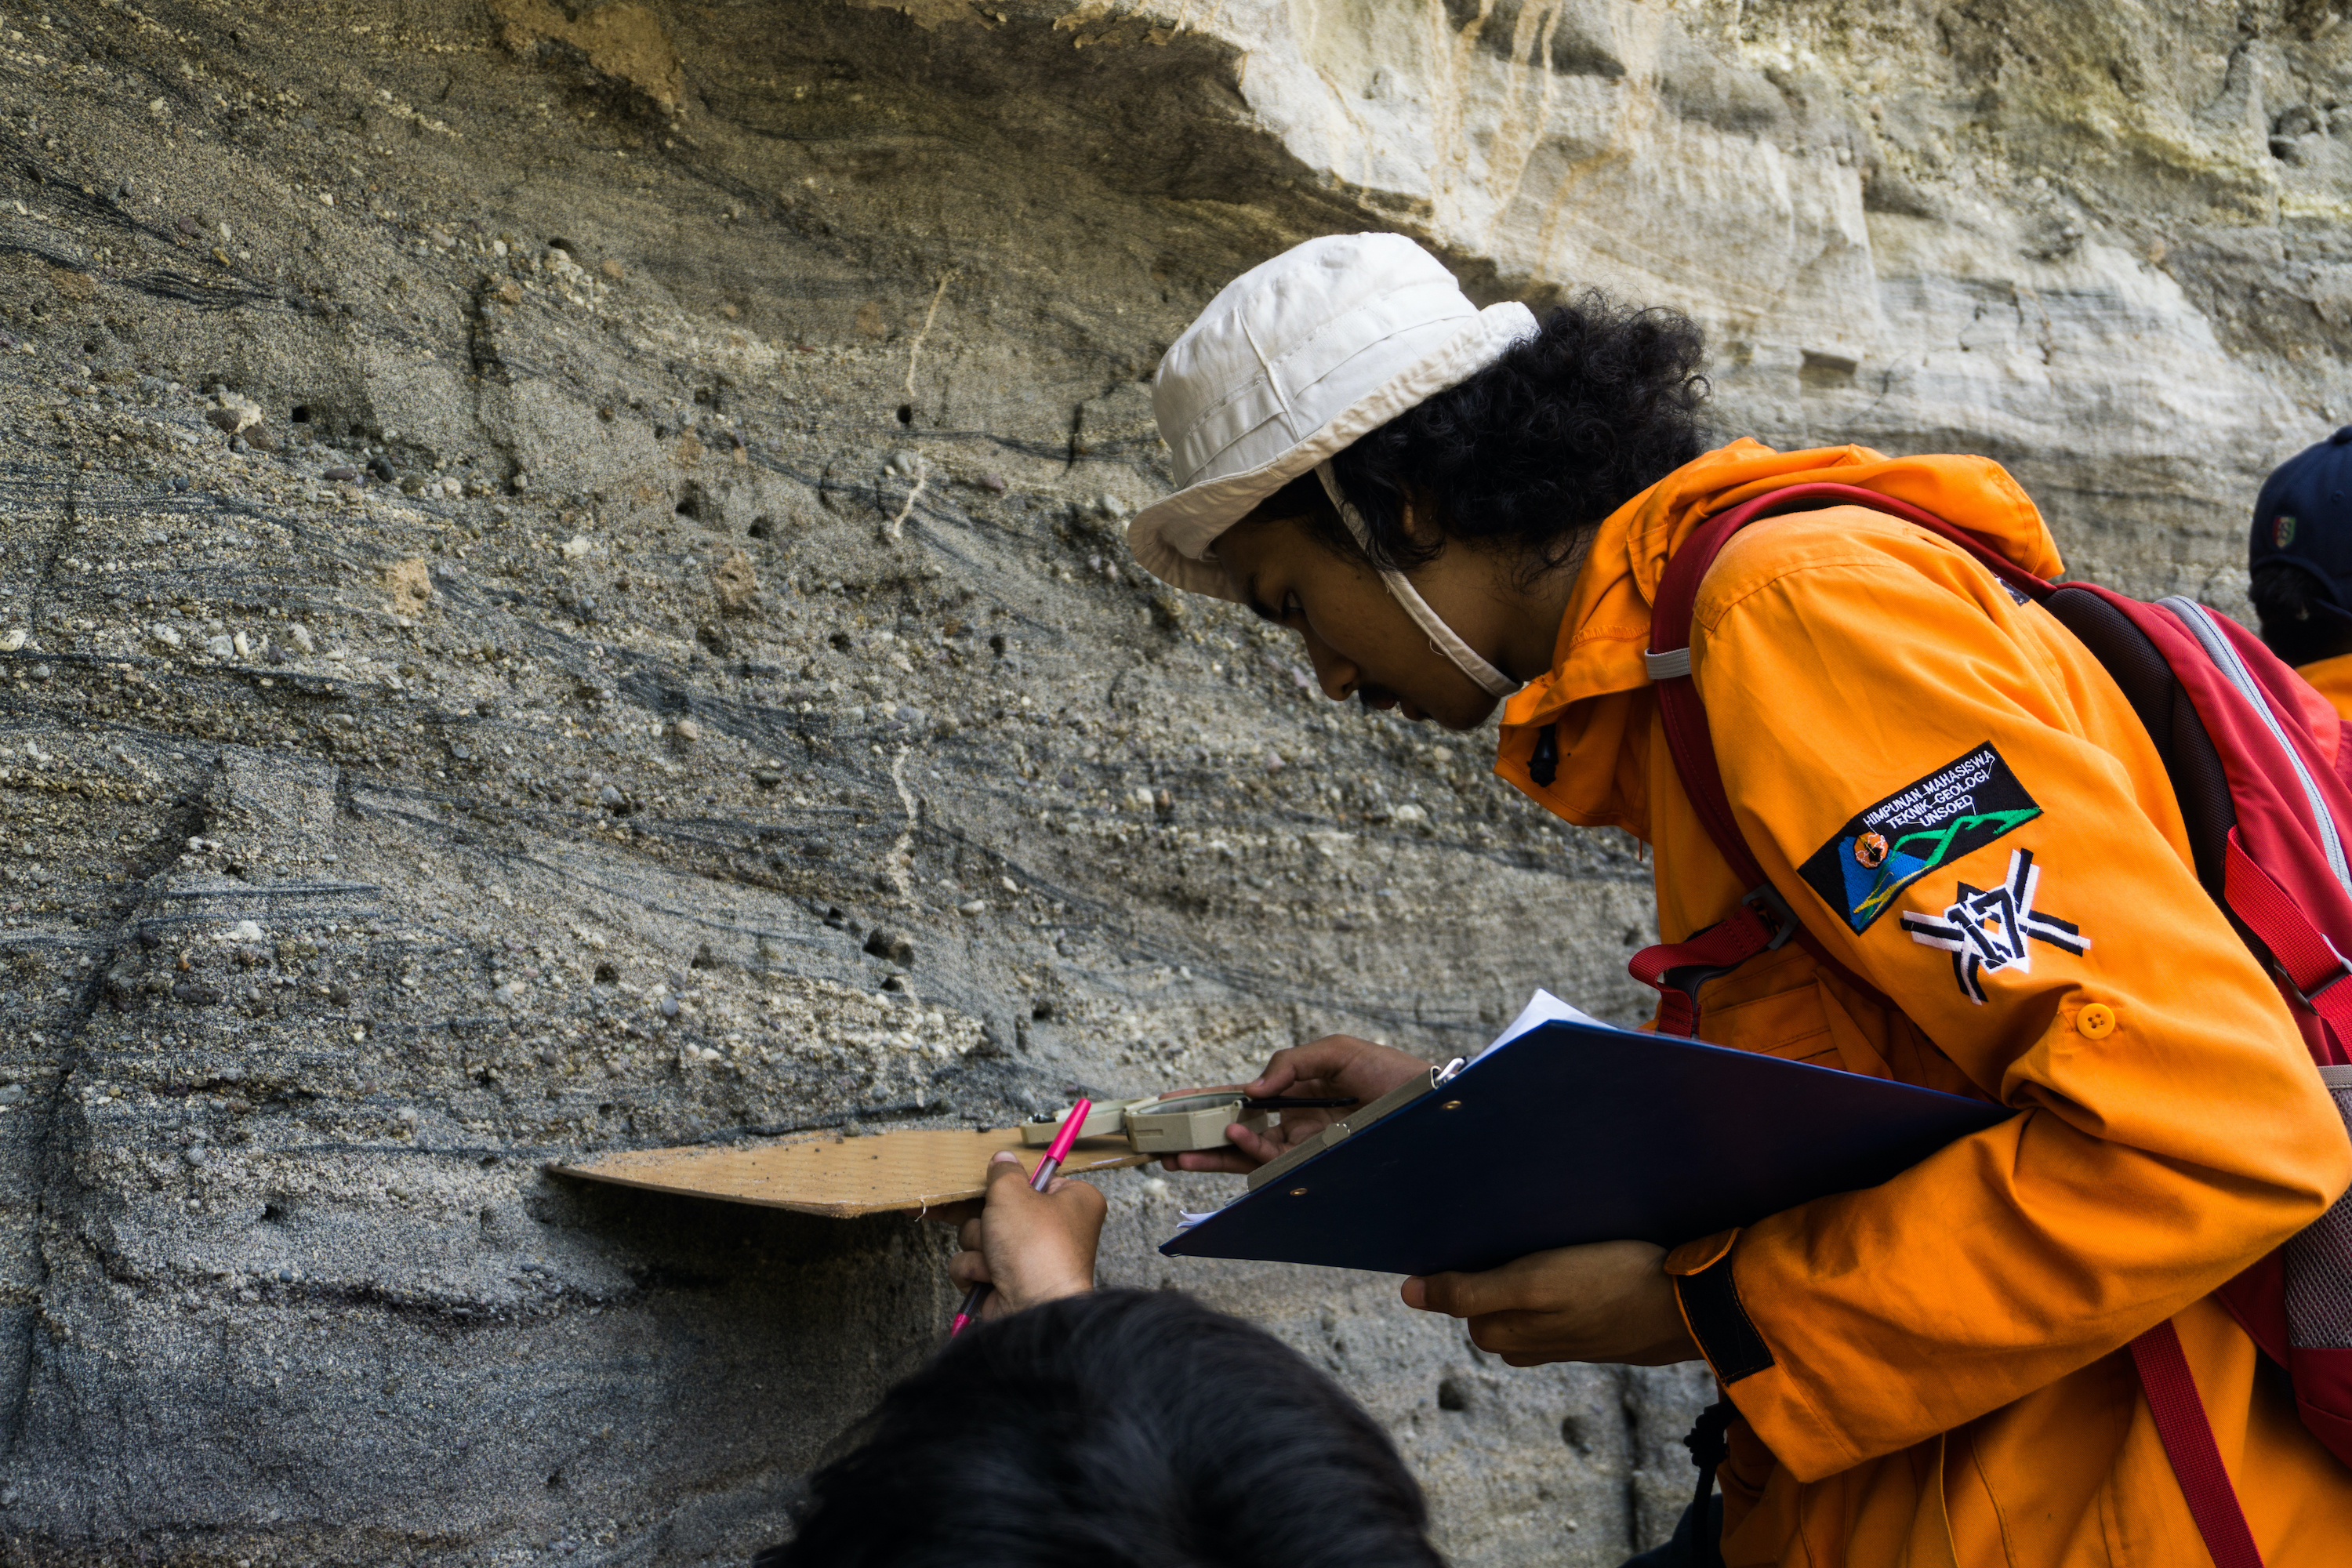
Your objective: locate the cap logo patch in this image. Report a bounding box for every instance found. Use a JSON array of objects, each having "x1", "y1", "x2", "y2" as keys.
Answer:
[
  {"x1": 1798, "y1": 743, "x2": 2042, "y2": 933},
  {"x1": 2277, "y1": 514, "x2": 2298, "y2": 549}
]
